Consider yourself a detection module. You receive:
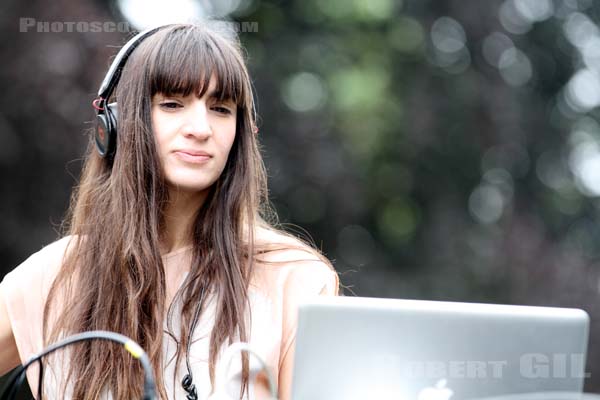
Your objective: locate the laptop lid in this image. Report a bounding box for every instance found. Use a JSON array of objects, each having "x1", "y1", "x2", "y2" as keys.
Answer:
[{"x1": 291, "y1": 296, "x2": 589, "y2": 400}]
